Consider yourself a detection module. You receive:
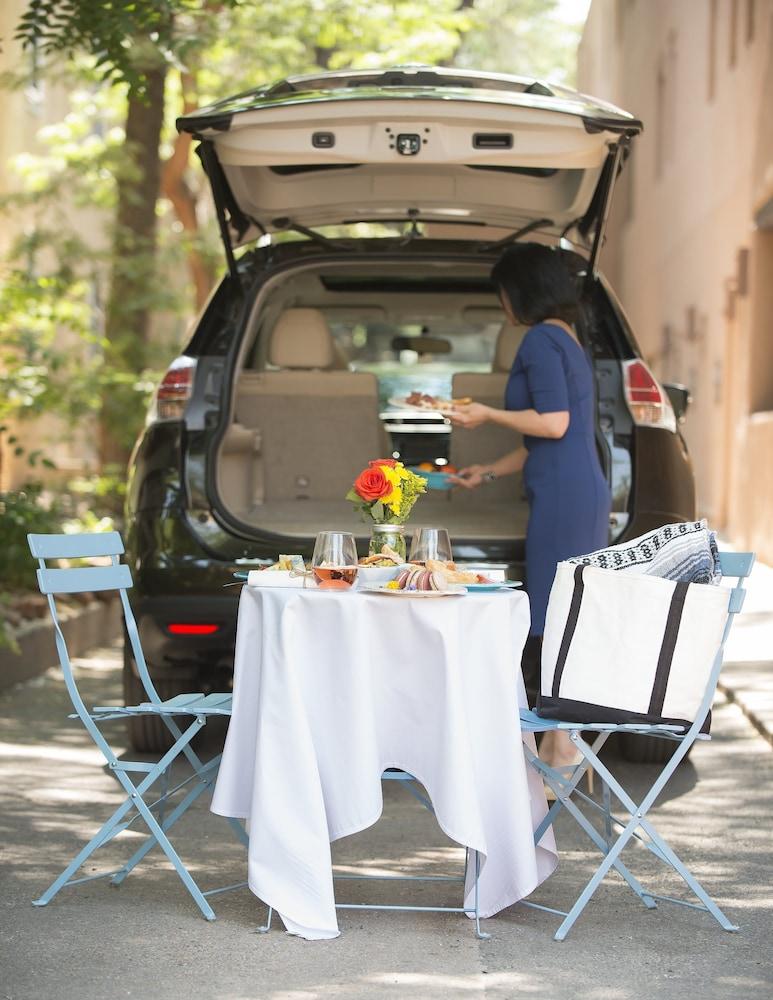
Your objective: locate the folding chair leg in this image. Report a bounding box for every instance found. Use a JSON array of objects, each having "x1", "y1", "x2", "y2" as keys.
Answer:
[
  {"x1": 127, "y1": 787, "x2": 216, "y2": 920},
  {"x1": 111, "y1": 756, "x2": 248, "y2": 886},
  {"x1": 111, "y1": 760, "x2": 220, "y2": 885},
  {"x1": 525, "y1": 745, "x2": 657, "y2": 914},
  {"x1": 33, "y1": 797, "x2": 137, "y2": 908},
  {"x1": 110, "y1": 718, "x2": 218, "y2": 920},
  {"x1": 633, "y1": 814, "x2": 739, "y2": 932},
  {"x1": 35, "y1": 717, "x2": 217, "y2": 921},
  {"x1": 157, "y1": 764, "x2": 171, "y2": 826},
  {"x1": 602, "y1": 779, "x2": 613, "y2": 849},
  {"x1": 554, "y1": 813, "x2": 642, "y2": 940},
  {"x1": 226, "y1": 816, "x2": 249, "y2": 848},
  {"x1": 552, "y1": 738, "x2": 738, "y2": 940}
]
